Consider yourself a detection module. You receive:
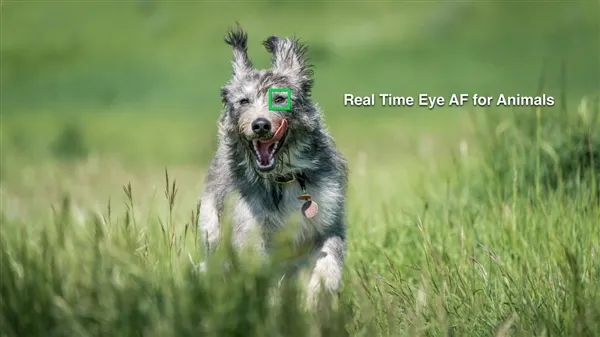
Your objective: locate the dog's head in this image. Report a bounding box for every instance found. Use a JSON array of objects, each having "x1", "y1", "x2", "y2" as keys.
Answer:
[{"x1": 219, "y1": 24, "x2": 319, "y2": 173}]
